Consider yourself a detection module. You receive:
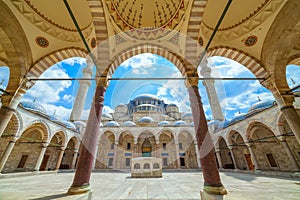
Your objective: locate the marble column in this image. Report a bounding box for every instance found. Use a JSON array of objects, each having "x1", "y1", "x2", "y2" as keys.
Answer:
[
  {"x1": 194, "y1": 141, "x2": 201, "y2": 168},
  {"x1": 281, "y1": 140, "x2": 299, "y2": 171},
  {"x1": 228, "y1": 147, "x2": 237, "y2": 170},
  {"x1": 0, "y1": 79, "x2": 31, "y2": 137},
  {"x1": 155, "y1": 143, "x2": 160, "y2": 158},
  {"x1": 186, "y1": 77, "x2": 226, "y2": 195},
  {"x1": 113, "y1": 143, "x2": 118, "y2": 168},
  {"x1": 281, "y1": 106, "x2": 300, "y2": 145},
  {"x1": 70, "y1": 60, "x2": 93, "y2": 121},
  {"x1": 246, "y1": 143, "x2": 260, "y2": 170},
  {"x1": 68, "y1": 79, "x2": 107, "y2": 195},
  {"x1": 71, "y1": 149, "x2": 79, "y2": 169},
  {"x1": 34, "y1": 143, "x2": 48, "y2": 171},
  {"x1": 215, "y1": 149, "x2": 223, "y2": 169},
  {"x1": 175, "y1": 142, "x2": 180, "y2": 168},
  {"x1": 0, "y1": 138, "x2": 17, "y2": 172},
  {"x1": 55, "y1": 147, "x2": 66, "y2": 170},
  {"x1": 262, "y1": 78, "x2": 300, "y2": 145}
]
